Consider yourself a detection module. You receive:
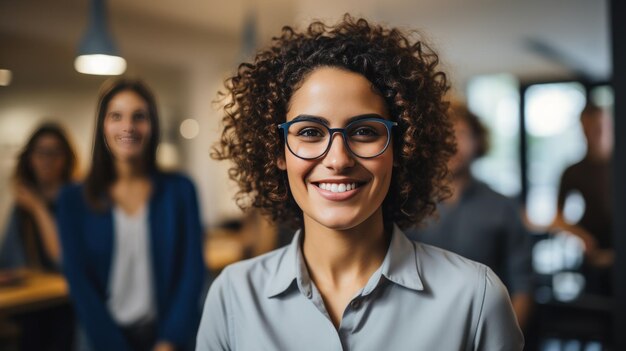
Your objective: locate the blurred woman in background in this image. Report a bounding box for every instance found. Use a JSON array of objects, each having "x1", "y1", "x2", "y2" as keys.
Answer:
[
  {"x1": 57, "y1": 79, "x2": 205, "y2": 351},
  {"x1": 0, "y1": 122, "x2": 78, "y2": 351},
  {"x1": 1, "y1": 122, "x2": 77, "y2": 270}
]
